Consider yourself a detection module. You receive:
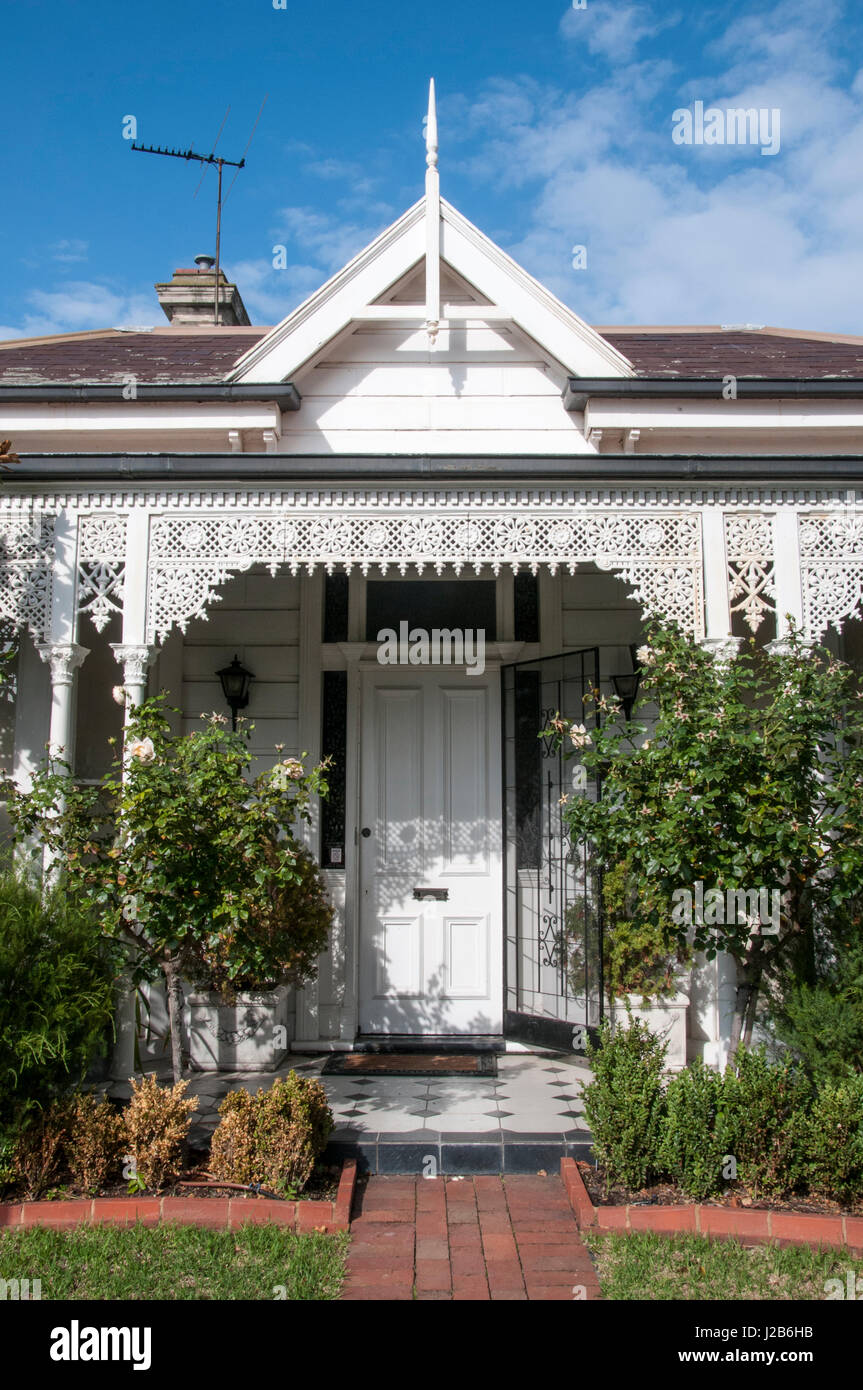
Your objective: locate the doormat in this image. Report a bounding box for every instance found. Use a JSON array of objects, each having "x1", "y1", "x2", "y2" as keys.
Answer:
[{"x1": 322, "y1": 1053, "x2": 498, "y2": 1077}]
